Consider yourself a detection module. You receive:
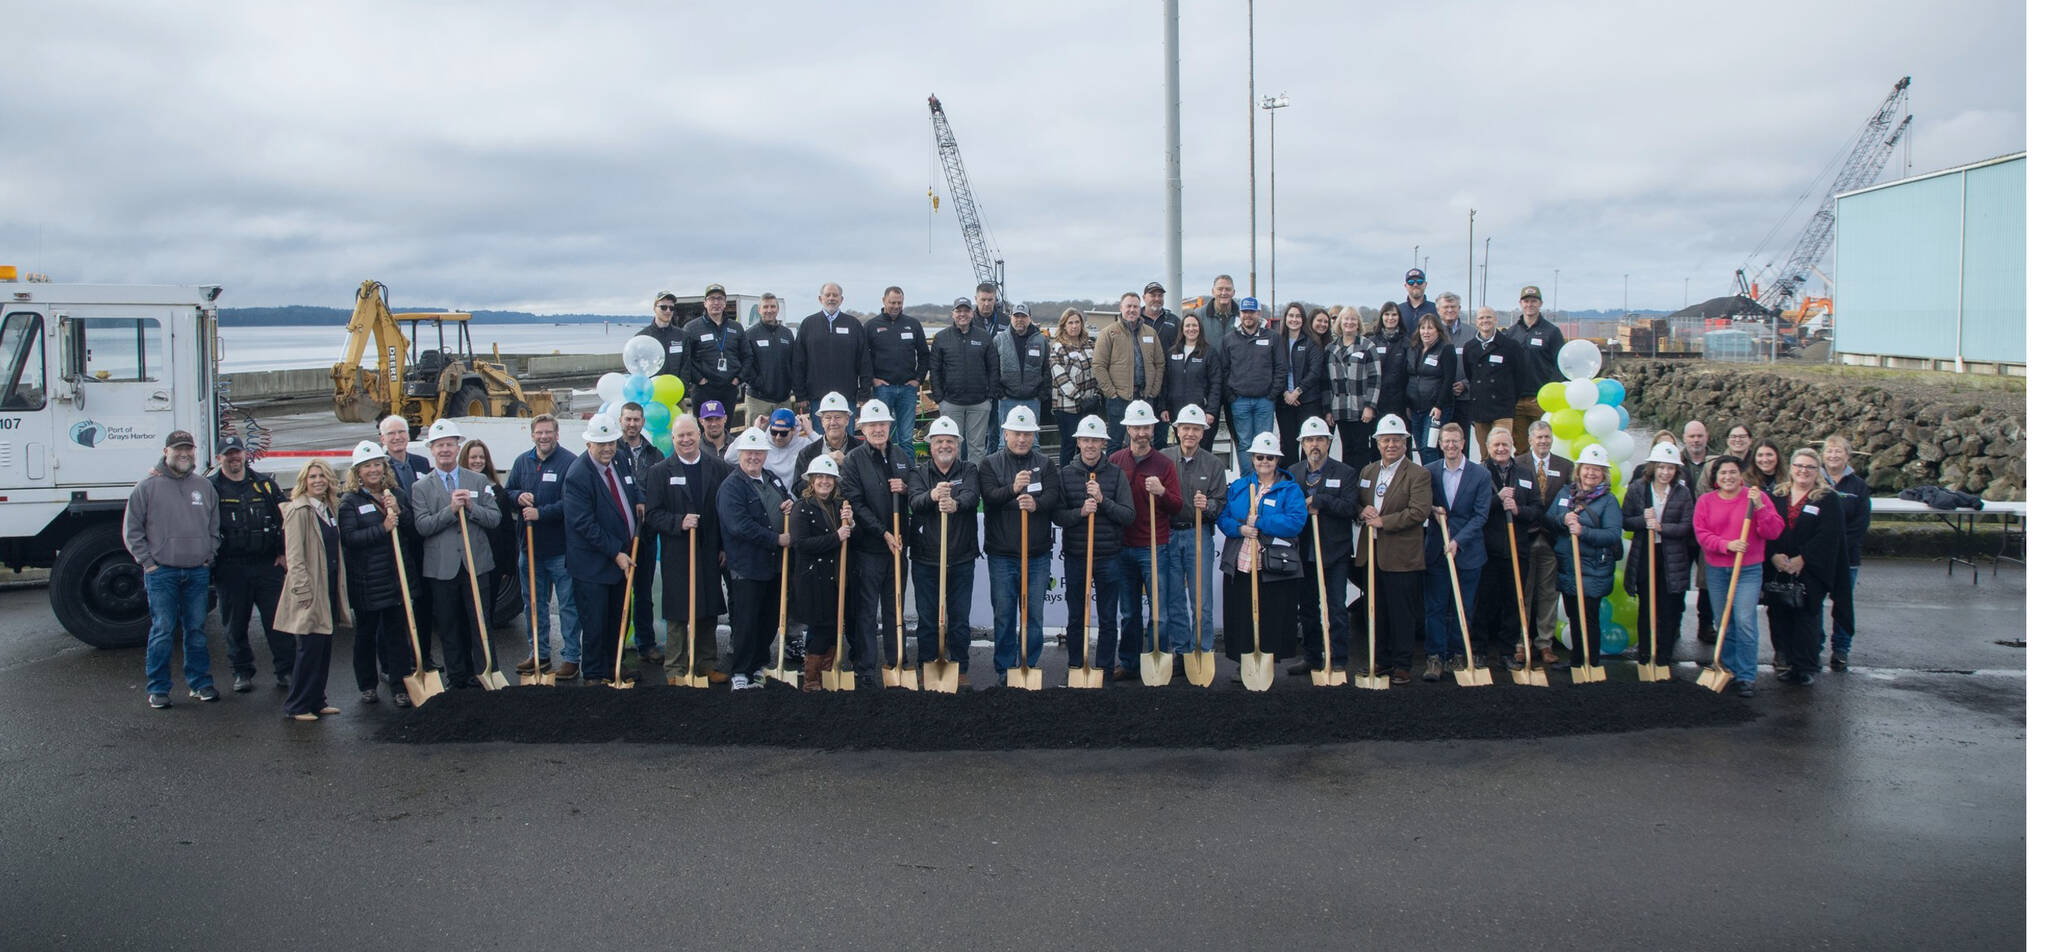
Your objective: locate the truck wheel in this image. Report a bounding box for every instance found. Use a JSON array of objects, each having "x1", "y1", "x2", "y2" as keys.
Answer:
[
  {"x1": 447, "y1": 384, "x2": 489, "y2": 419},
  {"x1": 50, "y1": 522, "x2": 150, "y2": 649}
]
